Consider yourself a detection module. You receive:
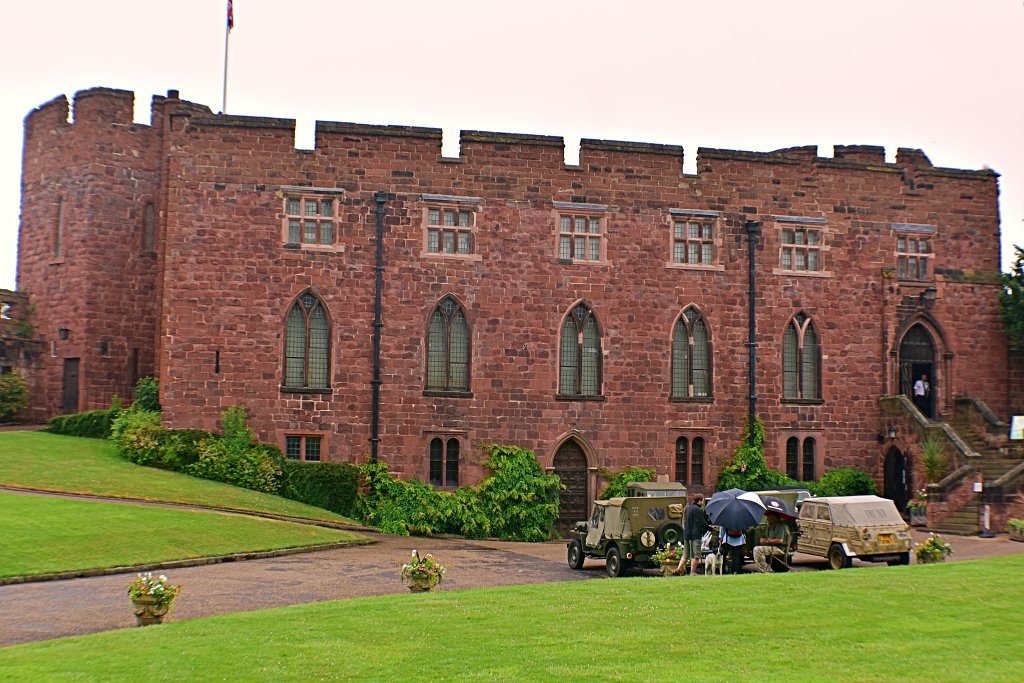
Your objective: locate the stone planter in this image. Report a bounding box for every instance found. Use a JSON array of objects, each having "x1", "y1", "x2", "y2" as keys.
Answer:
[
  {"x1": 130, "y1": 595, "x2": 172, "y2": 626},
  {"x1": 909, "y1": 509, "x2": 928, "y2": 527},
  {"x1": 405, "y1": 574, "x2": 440, "y2": 593},
  {"x1": 1008, "y1": 525, "x2": 1024, "y2": 543},
  {"x1": 660, "y1": 561, "x2": 684, "y2": 576}
]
